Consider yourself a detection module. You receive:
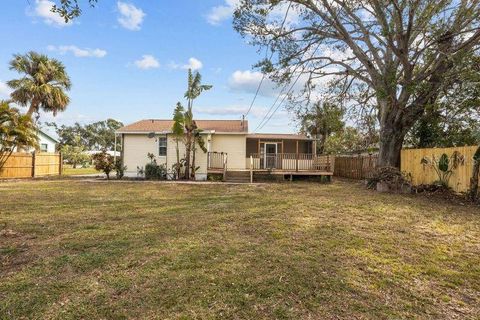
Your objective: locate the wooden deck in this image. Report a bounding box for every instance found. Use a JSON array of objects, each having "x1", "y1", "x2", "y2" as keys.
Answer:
[{"x1": 207, "y1": 152, "x2": 334, "y2": 182}]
